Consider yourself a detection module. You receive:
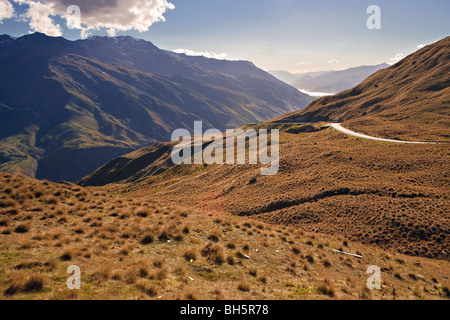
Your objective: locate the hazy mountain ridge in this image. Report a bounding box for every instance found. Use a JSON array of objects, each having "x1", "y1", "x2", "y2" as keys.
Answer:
[
  {"x1": 269, "y1": 64, "x2": 389, "y2": 93},
  {"x1": 0, "y1": 33, "x2": 313, "y2": 182},
  {"x1": 292, "y1": 64, "x2": 389, "y2": 93}
]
